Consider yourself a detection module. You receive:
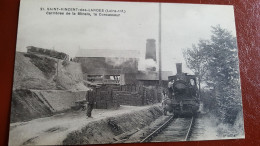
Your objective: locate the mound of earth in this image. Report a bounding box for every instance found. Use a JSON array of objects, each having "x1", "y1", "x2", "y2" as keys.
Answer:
[{"x1": 13, "y1": 52, "x2": 87, "y2": 90}]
